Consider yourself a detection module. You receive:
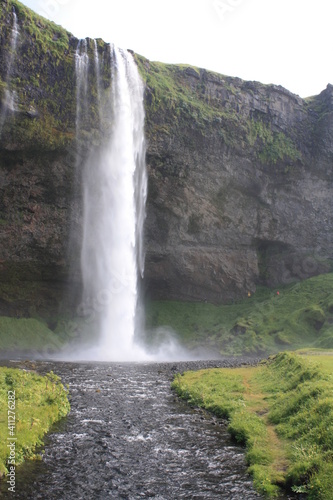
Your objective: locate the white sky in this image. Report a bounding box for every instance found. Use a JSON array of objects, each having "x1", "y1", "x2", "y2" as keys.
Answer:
[{"x1": 19, "y1": 0, "x2": 332, "y2": 98}]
